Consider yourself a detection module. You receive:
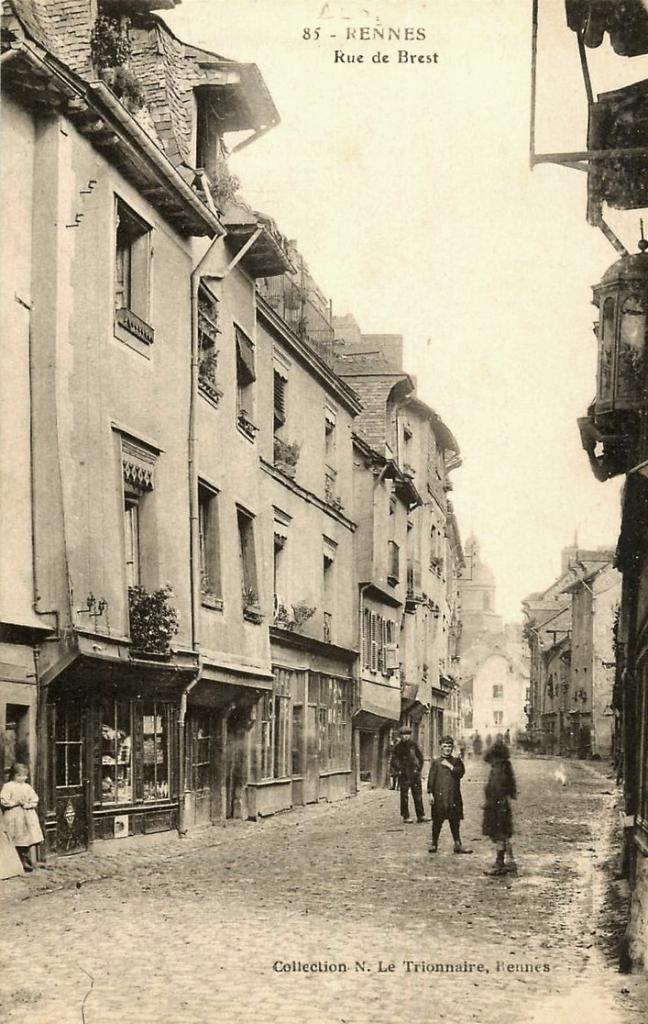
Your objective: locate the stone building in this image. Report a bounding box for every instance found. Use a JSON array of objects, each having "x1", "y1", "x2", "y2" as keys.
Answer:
[
  {"x1": 0, "y1": 0, "x2": 296, "y2": 848},
  {"x1": 523, "y1": 547, "x2": 616, "y2": 757},
  {"x1": 531, "y1": 1, "x2": 648, "y2": 968},
  {"x1": 0, "y1": 0, "x2": 467, "y2": 858},
  {"x1": 457, "y1": 537, "x2": 529, "y2": 750},
  {"x1": 333, "y1": 319, "x2": 464, "y2": 768}
]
